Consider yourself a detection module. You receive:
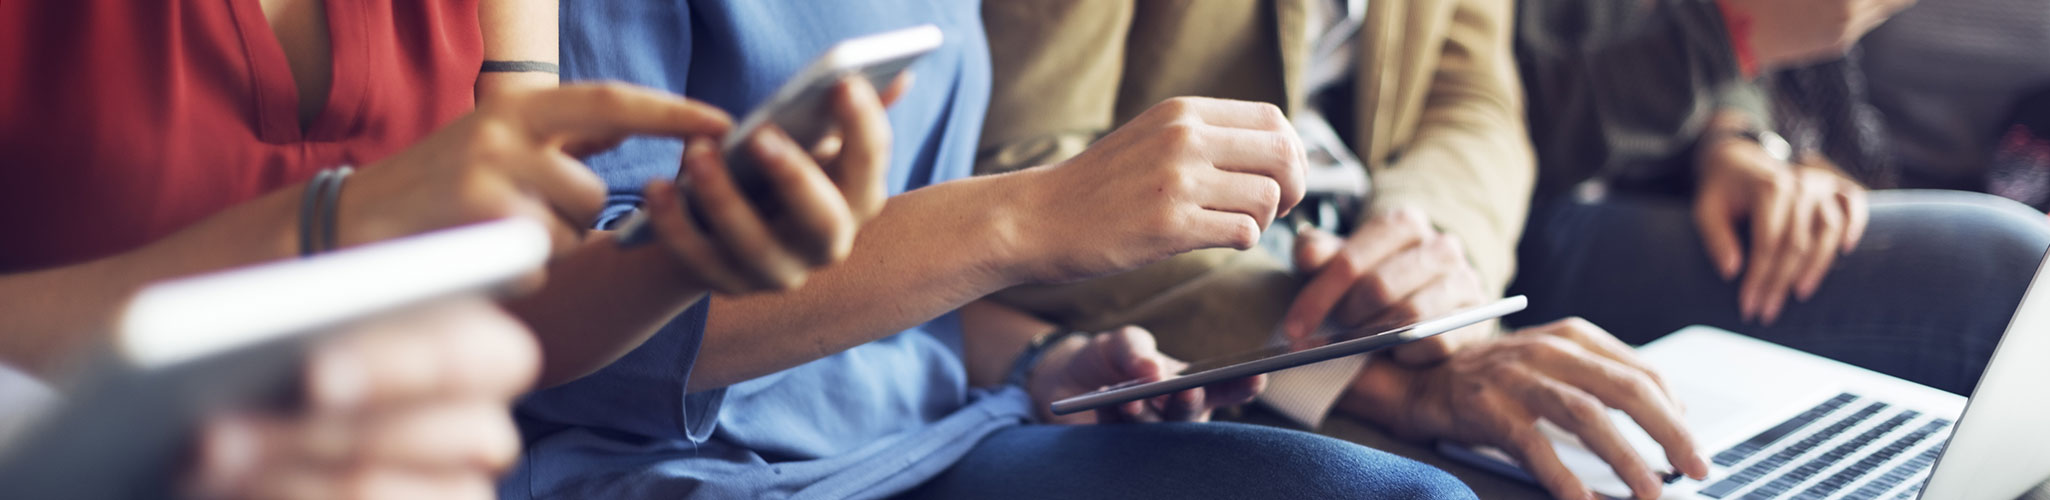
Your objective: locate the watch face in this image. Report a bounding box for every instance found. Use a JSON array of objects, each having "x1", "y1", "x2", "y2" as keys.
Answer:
[{"x1": 1759, "y1": 130, "x2": 1795, "y2": 163}]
